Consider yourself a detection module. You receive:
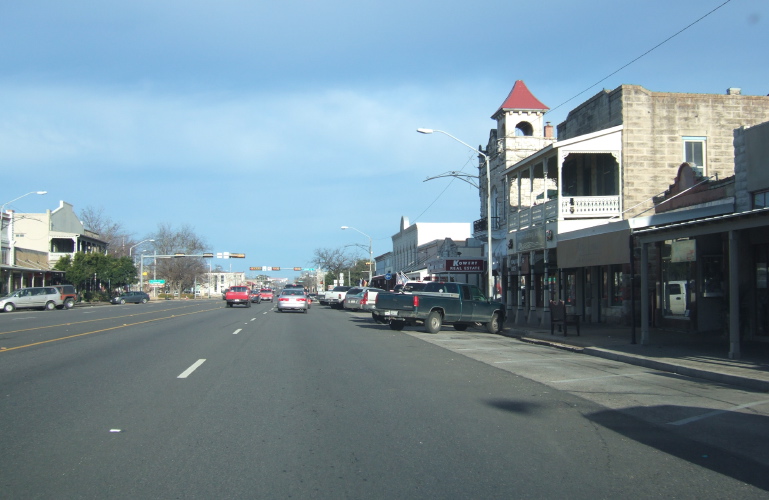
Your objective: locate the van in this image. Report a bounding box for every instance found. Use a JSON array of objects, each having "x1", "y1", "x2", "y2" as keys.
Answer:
[{"x1": 0, "y1": 287, "x2": 64, "y2": 312}]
